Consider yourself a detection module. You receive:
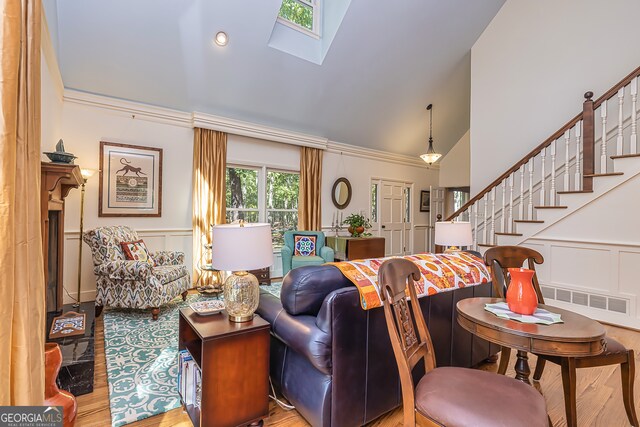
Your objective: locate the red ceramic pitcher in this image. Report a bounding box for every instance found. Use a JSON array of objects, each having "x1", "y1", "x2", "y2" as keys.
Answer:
[{"x1": 506, "y1": 267, "x2": 538, "y2": 315}]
